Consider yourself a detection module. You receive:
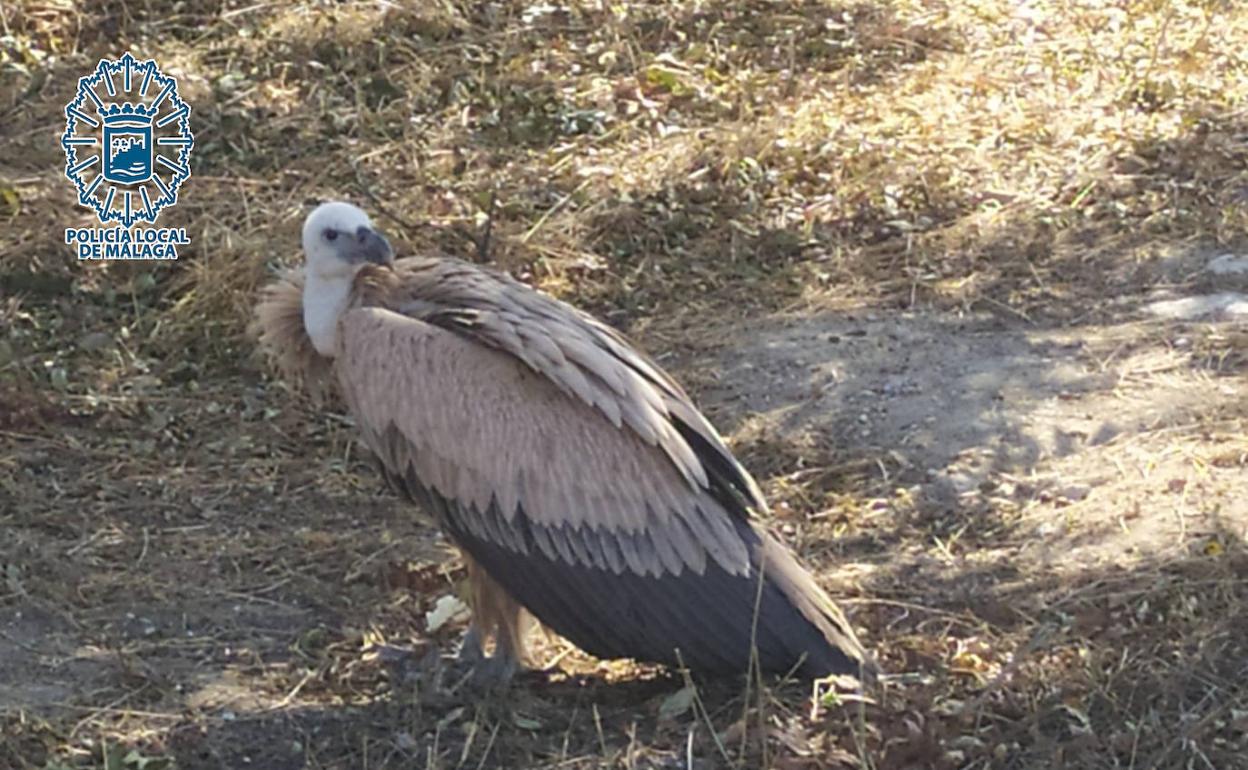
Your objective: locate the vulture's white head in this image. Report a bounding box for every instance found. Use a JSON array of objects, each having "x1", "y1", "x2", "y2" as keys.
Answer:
[
  {"x1": 301, "y1": 201, "x2": 394, "y2": 357},
  {"x1": 302, "y1": 201, "x2": 393, "y2": 278}
]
